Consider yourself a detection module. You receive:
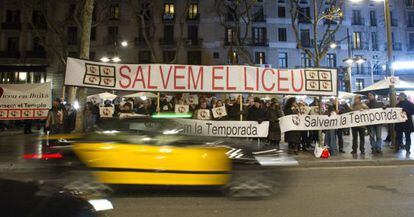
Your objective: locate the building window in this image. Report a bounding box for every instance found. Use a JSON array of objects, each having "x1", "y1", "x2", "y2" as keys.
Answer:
[
  {"x1": 352, "y1": 32, "x2": 362, "y2": 49},
  {"x1": 253, "y1": 6, "x2": 265, "y2": 22},
  {"x1": 278, "y1": 52, "x2": 288, "y2": 68},
  {"x1": 356, "y1": 79, "x2": 364, "y2": 90},
  {"x1": 163, "y1": 50, "x2": 176, "y2": 63},
  {"x1": 225, "y1": 27, "x2": 235, "y2": 44},
  {"x1": 301, "y1": 53, "x2": 312, "y2": 67},
  {"x1": 163, "y1": 25, "x2": 174, "y2": 44},
  {"x1": 298, "y1": 7, "x2": 311, "y2": 23},
  {"x1": 164, "y1": 3, "x2": 175, "y2": 20},
  {"x1": 352, "y1": 10, "x2": 363, "y2": 25},
  {"x1": 67, "y1": 26, "x2": 77, "y2": 45},
  {"x1": 409, "y1": 13, "x2": 414, "y2": 27},
  {"x1": 252, "y1": 27, "x2": 267, "y2": 45},
  {"x1": 188, "y1": 3, "x2": 198, "y2": 20},
  {"x1": 213, "y1": 52, "x2": 219, "y2": 59},
  {"x1": 278, "y1": 6, "x2": 286, "y2": 18},
  {"x1": 109, "y1": 4, "x2": 120, "y2": 20},
  {"x1": 6, "y1": 10, "x2": 20, "y2": 23},
  {"x1": 187, "y1": 51, "x2": 202, "y2": 65},
  {"x1": 326, "y1": 53, "x2": 336, "y2": 68},
  {"x1": 371, "y1": 32, "x2": 378, "y2": 51},
  {"x1": 107, "y1": 26, "x2": 118, "y2": 45},
  {"x1": 255, "y1": 52, "x2": 266, "y2": 64},
  {"x1": 355, "y1": 55, "x2": 364, "y2": 74},
  {"x1": 188, "y1": 25, "x2": 199, "y2": 44},
  {"x1": 7, "y1": 37, "x2": 19, "y2": 51},
  {"x1": 32, "y1": 10, "x2": 46, "y2": 28},
  {"x1": 300, "y1": 29, "x2": 311, "y2": 47},
  {"x1": 139, "y1": 51, "x2": 152, "y2": 63},
  {"x1": 409, "y1": 33, "x2": 414, "y2": 50},
  {"x1": 278, "y1": 28, "x2": 287, "y2": 42},
  {"x1": 369, "y1": 10, "x2": 377, "y2": 26}
]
